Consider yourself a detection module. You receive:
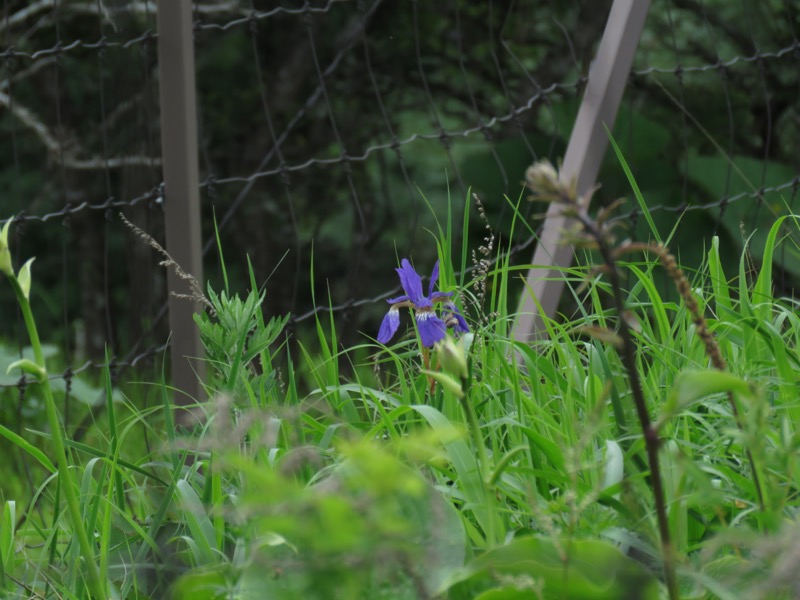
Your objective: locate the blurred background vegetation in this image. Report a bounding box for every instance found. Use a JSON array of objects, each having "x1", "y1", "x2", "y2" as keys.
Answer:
[{"x1": 0, "y1": 0, "x2": 798, "y2": 366}]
